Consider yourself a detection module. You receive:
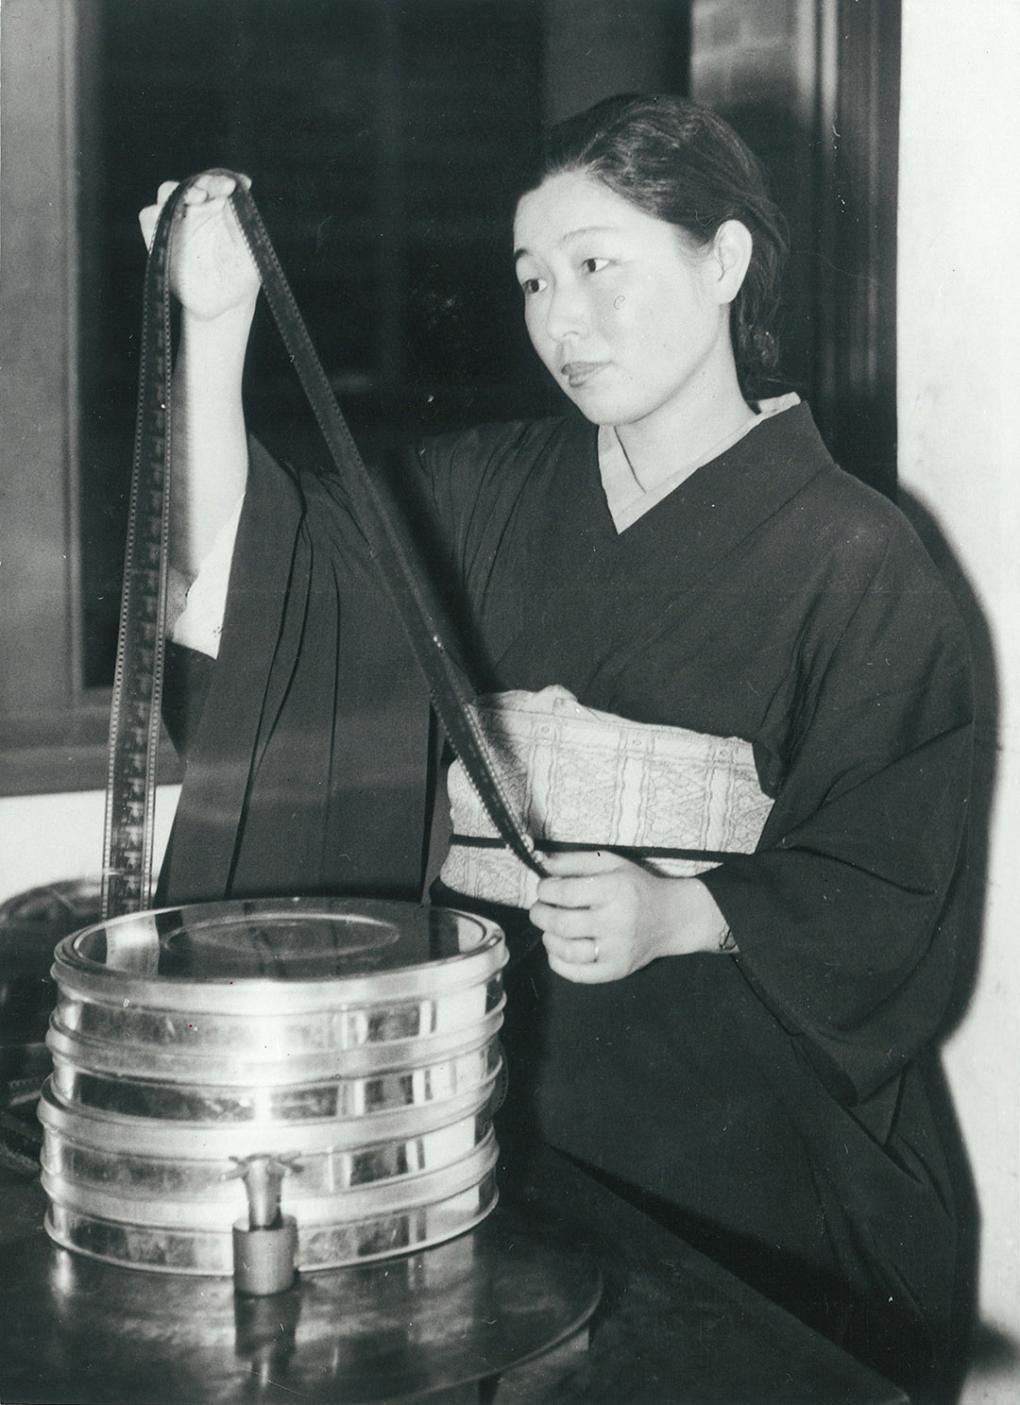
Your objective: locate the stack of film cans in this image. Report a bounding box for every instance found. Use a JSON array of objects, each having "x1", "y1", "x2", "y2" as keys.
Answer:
[{"x1": 38, "y1": 898, "x2": 505, "y2": 1275}]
